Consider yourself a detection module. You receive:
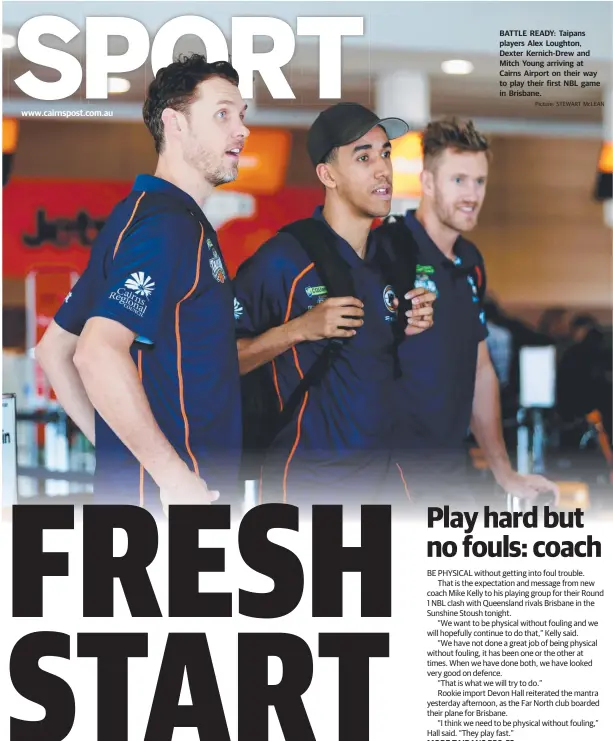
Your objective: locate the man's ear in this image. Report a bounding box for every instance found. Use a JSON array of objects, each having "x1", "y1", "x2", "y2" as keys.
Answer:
[
  {"x1": 315, "y1": 162, "x2": 337, "y2": 190},
  {"x1": 161, "y1": 107, "x2": 185, "y2": 140},
  {"x1": 420, "y1": 168, "x2": 435, "y2": 198}
]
